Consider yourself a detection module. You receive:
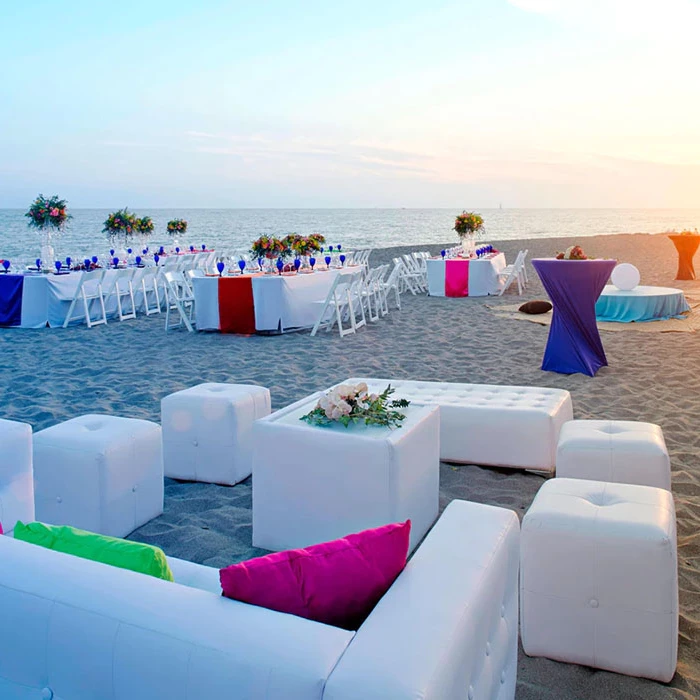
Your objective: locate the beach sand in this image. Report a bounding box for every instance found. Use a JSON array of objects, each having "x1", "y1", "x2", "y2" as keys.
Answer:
[{"x1": 0, "y1": 232, "x2": 697, "y2": 699}]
